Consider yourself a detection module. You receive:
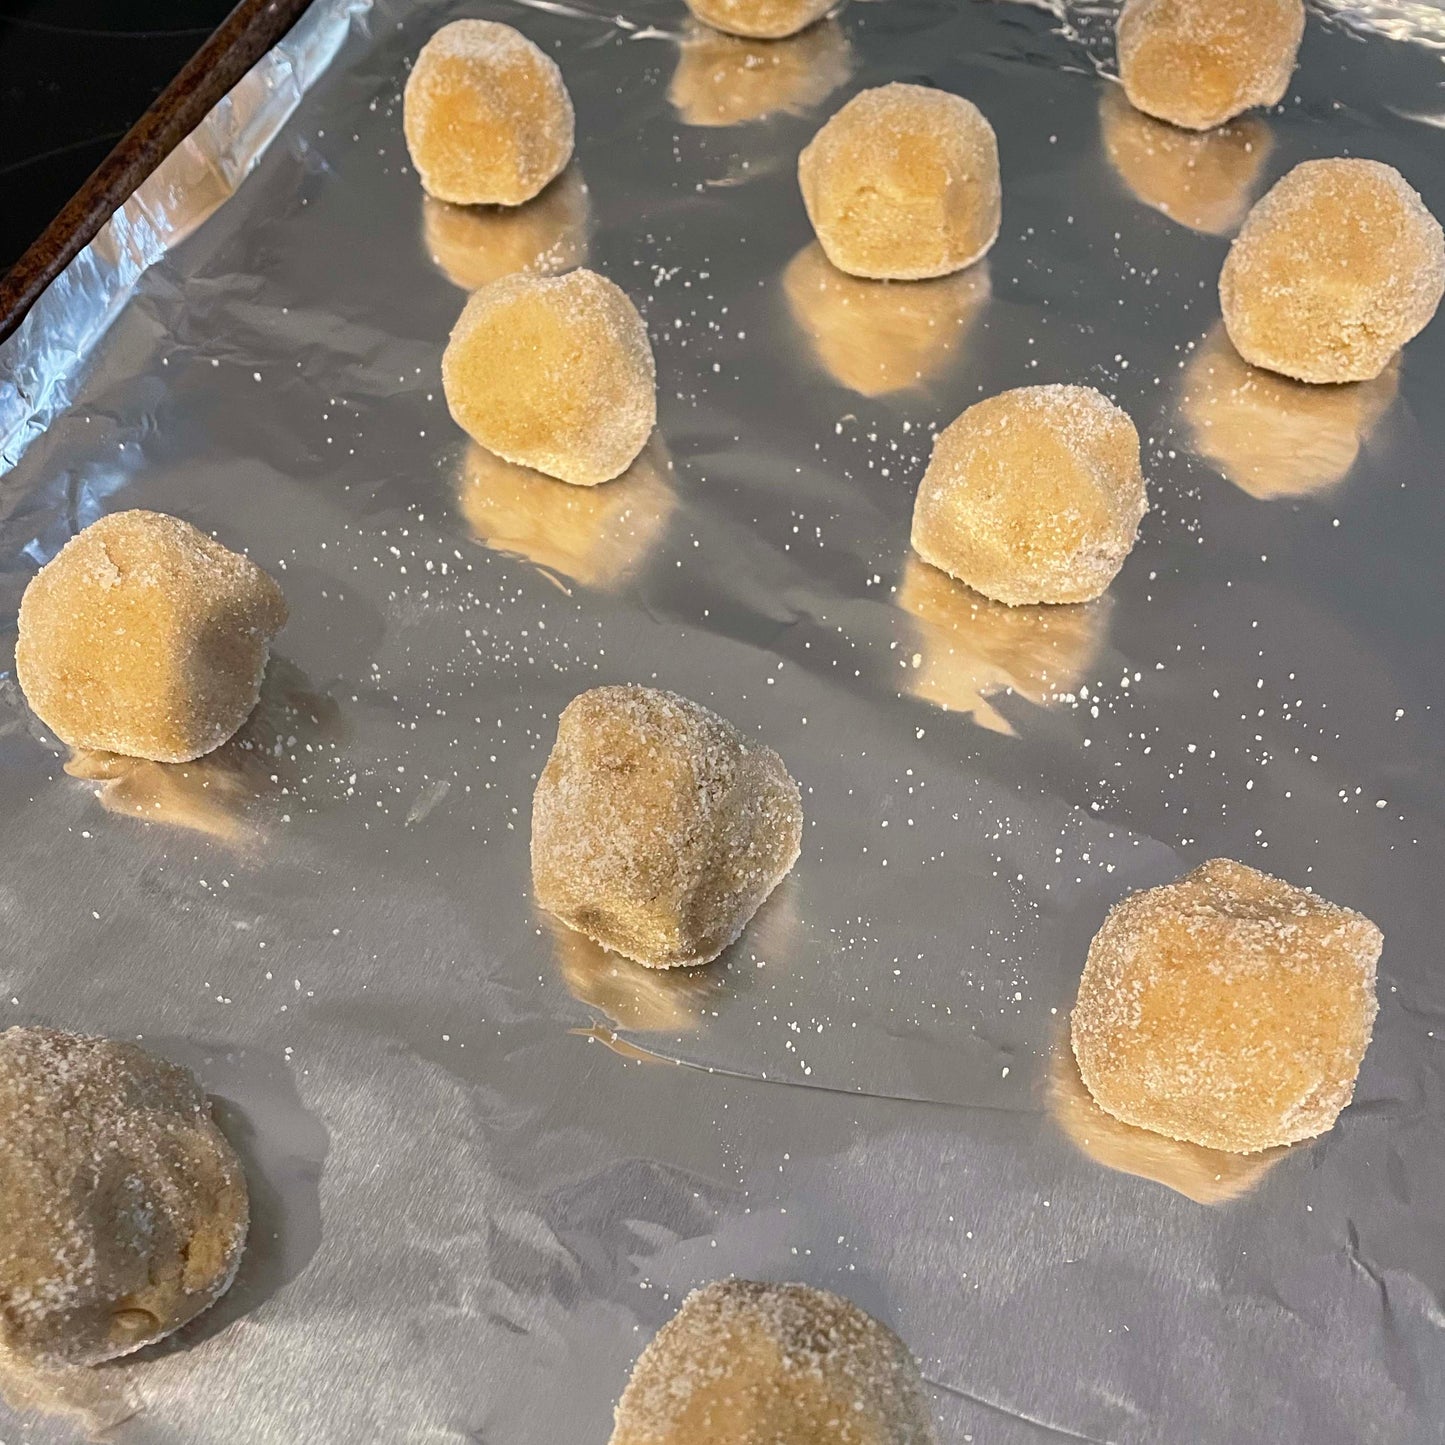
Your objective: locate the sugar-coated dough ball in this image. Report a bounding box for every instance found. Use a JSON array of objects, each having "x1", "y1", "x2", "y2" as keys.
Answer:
[
  {"x1": 457, "y1": 439, "x2": 674, "y2": 590},
  {"x1": 16, "y1": 511, "x2": 287, "y2": 764},
  {"x1": 1116, "y1": 0, "x2": 1304, "y2": 132},
  {"x1": 799, "y1": 83, "x2": 1000, "y2": 281},
  {"x1": 911, "y1": 385, "x2": 1146, "y2": 606},
  {"x1": 0, "y1": 1028, "x2": 248, "y2": 1368},
  {"x1": 1181, "y1": 326, "x2": 1397, "y2": 498},
  {"x1": 422, "y1": 168, "x2": 589, "y2": 291},
  {"x1": 403, "y1": 20, "x2": 574, "y2": 206},
  {"x1": 783, "y1": 243, "x2": 988, "y2": 396},
  {"x1": 1220, "y1": 158, "x2": 1445, "y2": 384},
  {"x1": 1099, "y1": 89, "x2": 1271, "y2": 236},
  {"x1": 684, "y1": 0, "x2": 833, "y2": 40},
  {"x1": 532, "y1": 686, "x2": 802, "y2": 968},
  {"x1": 610, "y1": 1280, "x2": 937, "y2": 1445},
  {"x1": 1072, "y1": 859, "x2": 1382, "y2": 1154},
  {"x1": 443, "y1": 268, "x2": 656, "y2": 486},
  {"x1": 670, "y1": 21, "x2": 850, "y2": 127}
]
